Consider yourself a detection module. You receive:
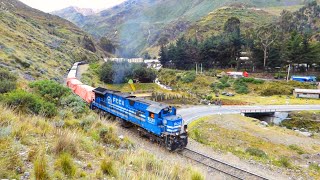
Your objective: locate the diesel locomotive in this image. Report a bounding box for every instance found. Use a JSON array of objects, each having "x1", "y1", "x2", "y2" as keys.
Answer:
[{"x1": 67, "y1": 62, "x2": 188, "y2": 151}]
